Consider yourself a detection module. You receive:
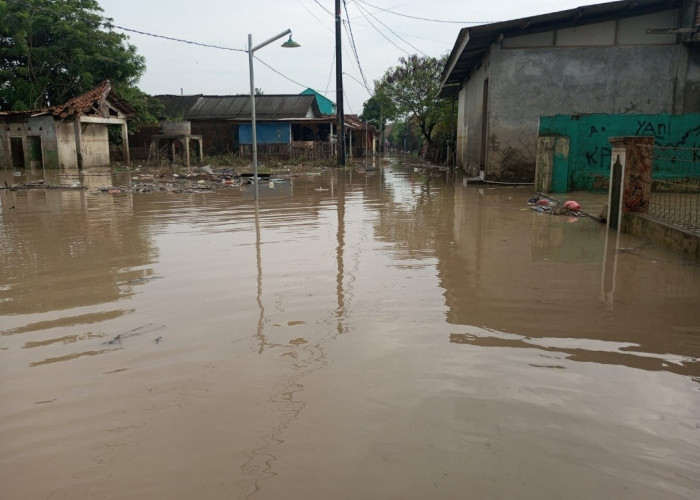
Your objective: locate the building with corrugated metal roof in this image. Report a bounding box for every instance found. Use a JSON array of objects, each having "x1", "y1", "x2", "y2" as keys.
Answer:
[{"x1": 130, "y1": 91, "x2": 373, "y2": 163}]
